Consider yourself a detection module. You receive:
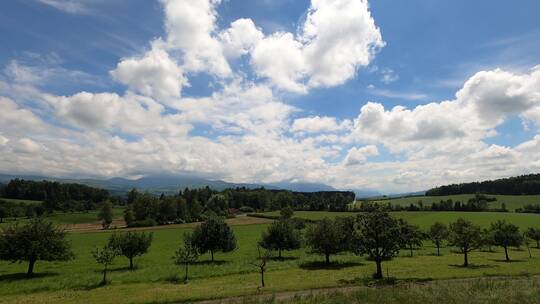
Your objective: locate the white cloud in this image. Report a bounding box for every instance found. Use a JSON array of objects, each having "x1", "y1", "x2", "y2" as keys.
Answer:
[
  {"x1": 291, "y1": 116, "x2": 350, "y2": 134},
  {"x1": 37, "y1": 0, "x2": 90, "y2": 14},
  {"x1": 380, "y1": 68, "x2": 399, "y2": 84},
  {"x1": 219, "y1": 19, "x2": 264, "y2": 59},
  {"x1": 111, "y1": 43, "x2": 187, "y2": 102},
  {"x1": 344, "y1": 145, "x2": 378, "y2": 166}
]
